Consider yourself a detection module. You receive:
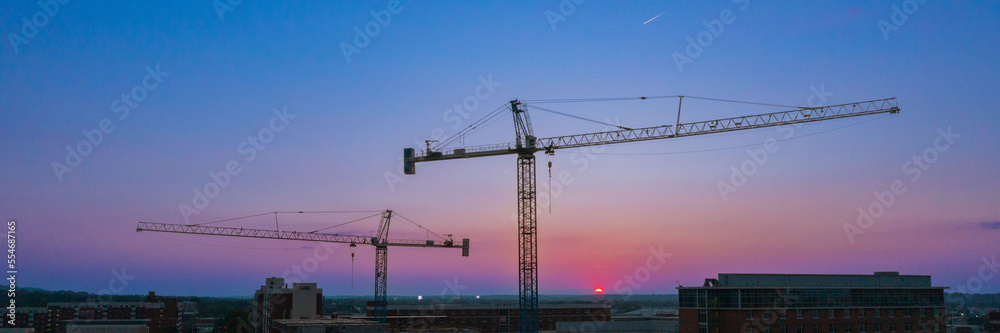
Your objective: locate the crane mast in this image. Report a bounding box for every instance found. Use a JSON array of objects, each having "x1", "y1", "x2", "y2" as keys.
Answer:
[
  {"x1": 137, "y1": 209, "x2": 470, "y2": 324},
  {"x1": 403, "y1": 97, "x2": 899, "y2": 333}
]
